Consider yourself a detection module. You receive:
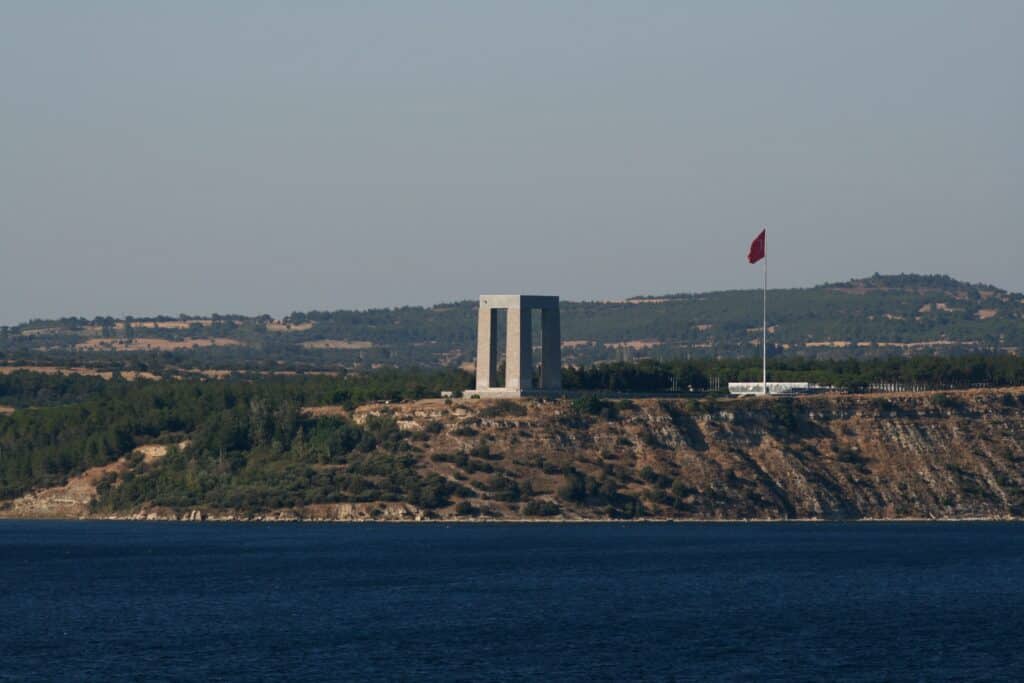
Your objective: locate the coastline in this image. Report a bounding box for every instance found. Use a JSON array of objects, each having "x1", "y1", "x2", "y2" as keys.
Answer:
[
  {"x1": 6, "y1": 388, "x2": 1024, "y2": 524},
  {"x1": 2, "y1": 512, "x2": 1020, "y2": 524}
]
